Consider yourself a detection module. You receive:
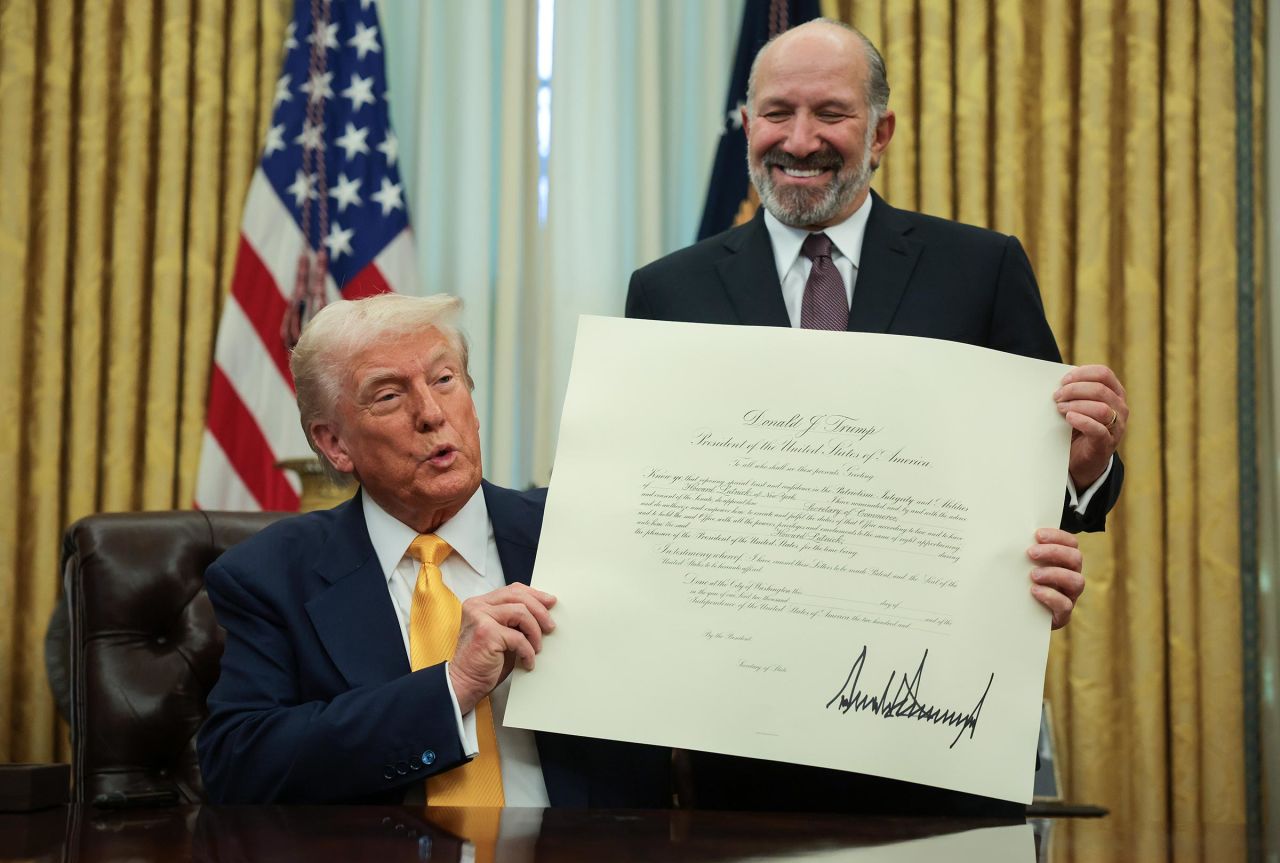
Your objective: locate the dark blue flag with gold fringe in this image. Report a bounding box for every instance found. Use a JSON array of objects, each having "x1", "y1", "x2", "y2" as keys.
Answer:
[{"x1": 696, "y1": 0, "x2": 821, "y2": 241}]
